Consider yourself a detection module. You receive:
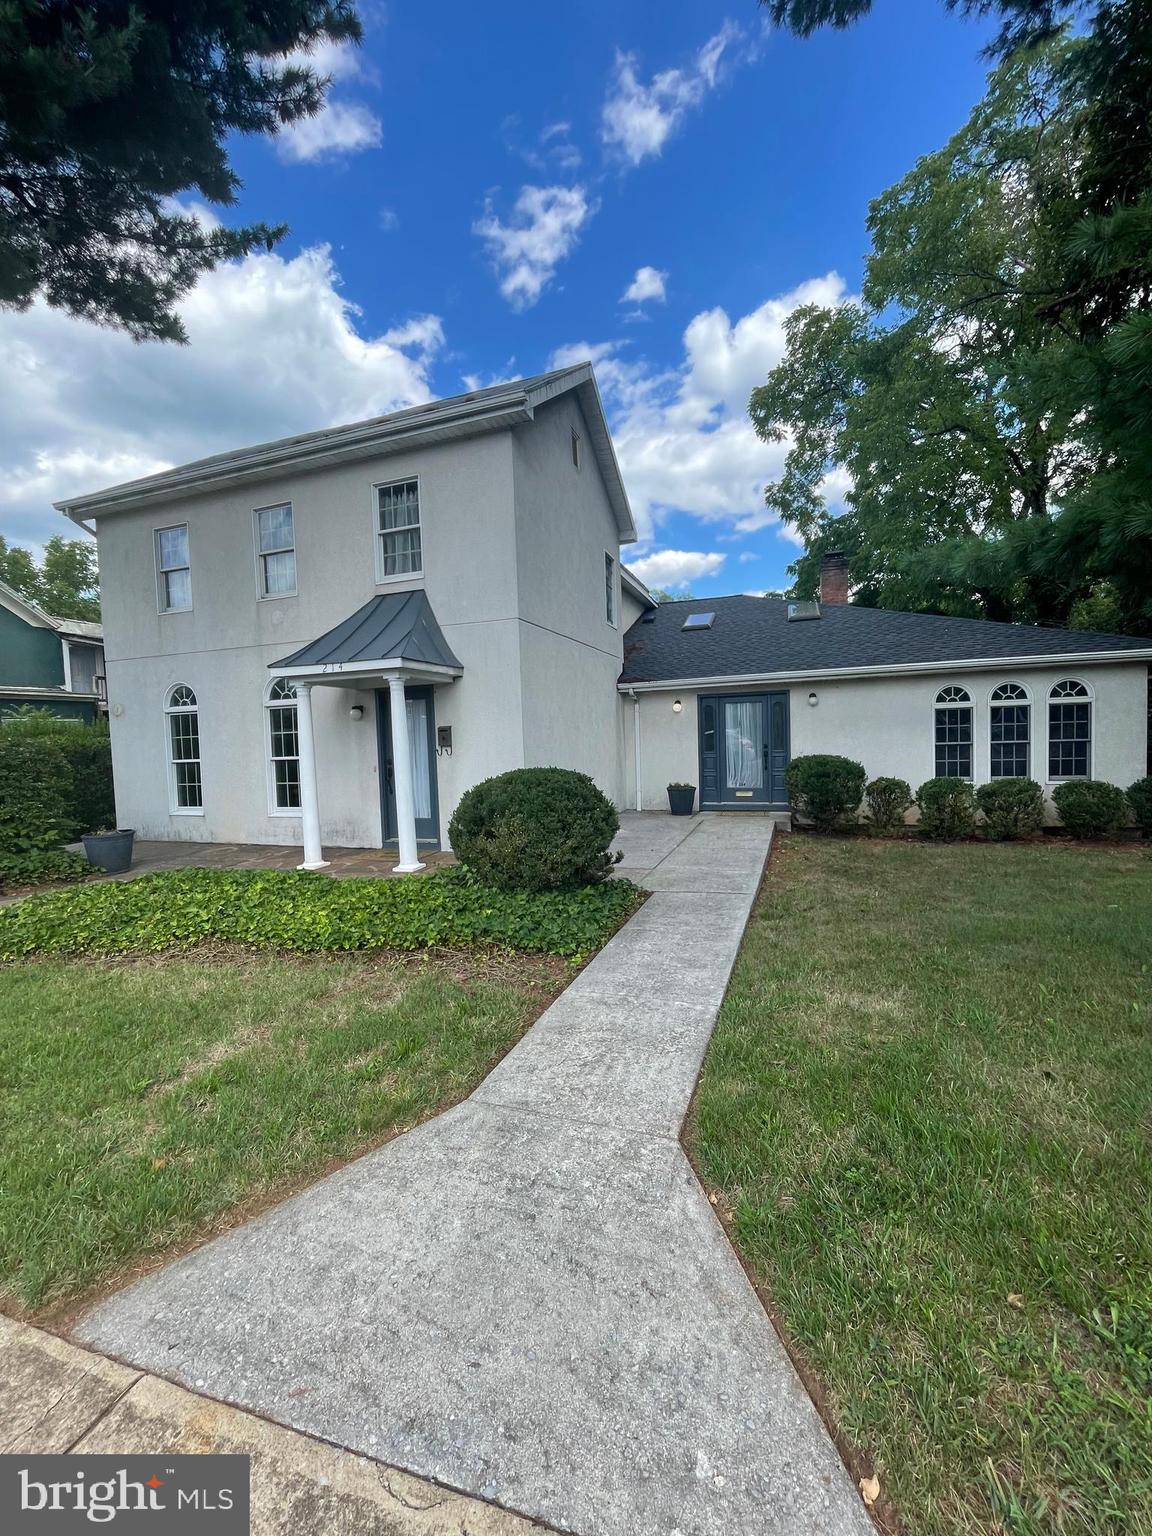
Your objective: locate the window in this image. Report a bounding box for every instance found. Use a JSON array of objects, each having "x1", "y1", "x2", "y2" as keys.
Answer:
[
  {"x1": 375, "y1": 479, "x2": 421, "y2": 579},
  {"x1": 1049, "y1": 679, "x2": 1091, "y2": 779},
  {"x1": 605, "y1": 552, "x2": 616, "y2": 625},
  {"x1": 255, "y1": 503, "x2": 296, "y2": 597},
  {"x1": 266, "y1": 678, "x2": 300, "y2": 812},
  {"x1": 571, "y1": 428, "x2": 582, "y2": 469},
  {"x1": 166, "y1": 684, "x2": 202, "y2": 811},
  {"x1": 934, "y1": 686, "x2": 973, "y2": 778},
  {"x1": 990, "y1": 682, "x2": 1029, "y2": 778},
  {"x1": 156, "y1": 525, "x2": 191, "y2": 612},
  {"x1": 681, "y1": 612, "x2": 715, "y2": 631}
]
